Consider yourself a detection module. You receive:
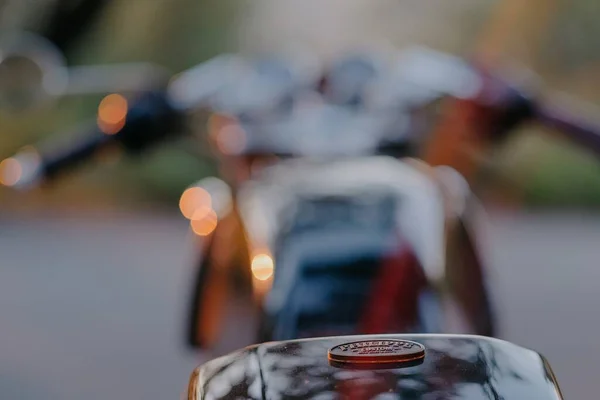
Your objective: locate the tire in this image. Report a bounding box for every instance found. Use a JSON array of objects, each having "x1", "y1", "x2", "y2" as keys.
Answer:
[
  {"x1": 256, "y1": 307, "x2": 274, "y2": 343},
  {"x1": 186, "y1": 233, "x2": 258, "y2": 352},
  {"x1": 186, "y1": 240, "x2": 230, "y2": 349},
  {"x1": 445, "y1": 221, "x2": 496, "y2": 337}
]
